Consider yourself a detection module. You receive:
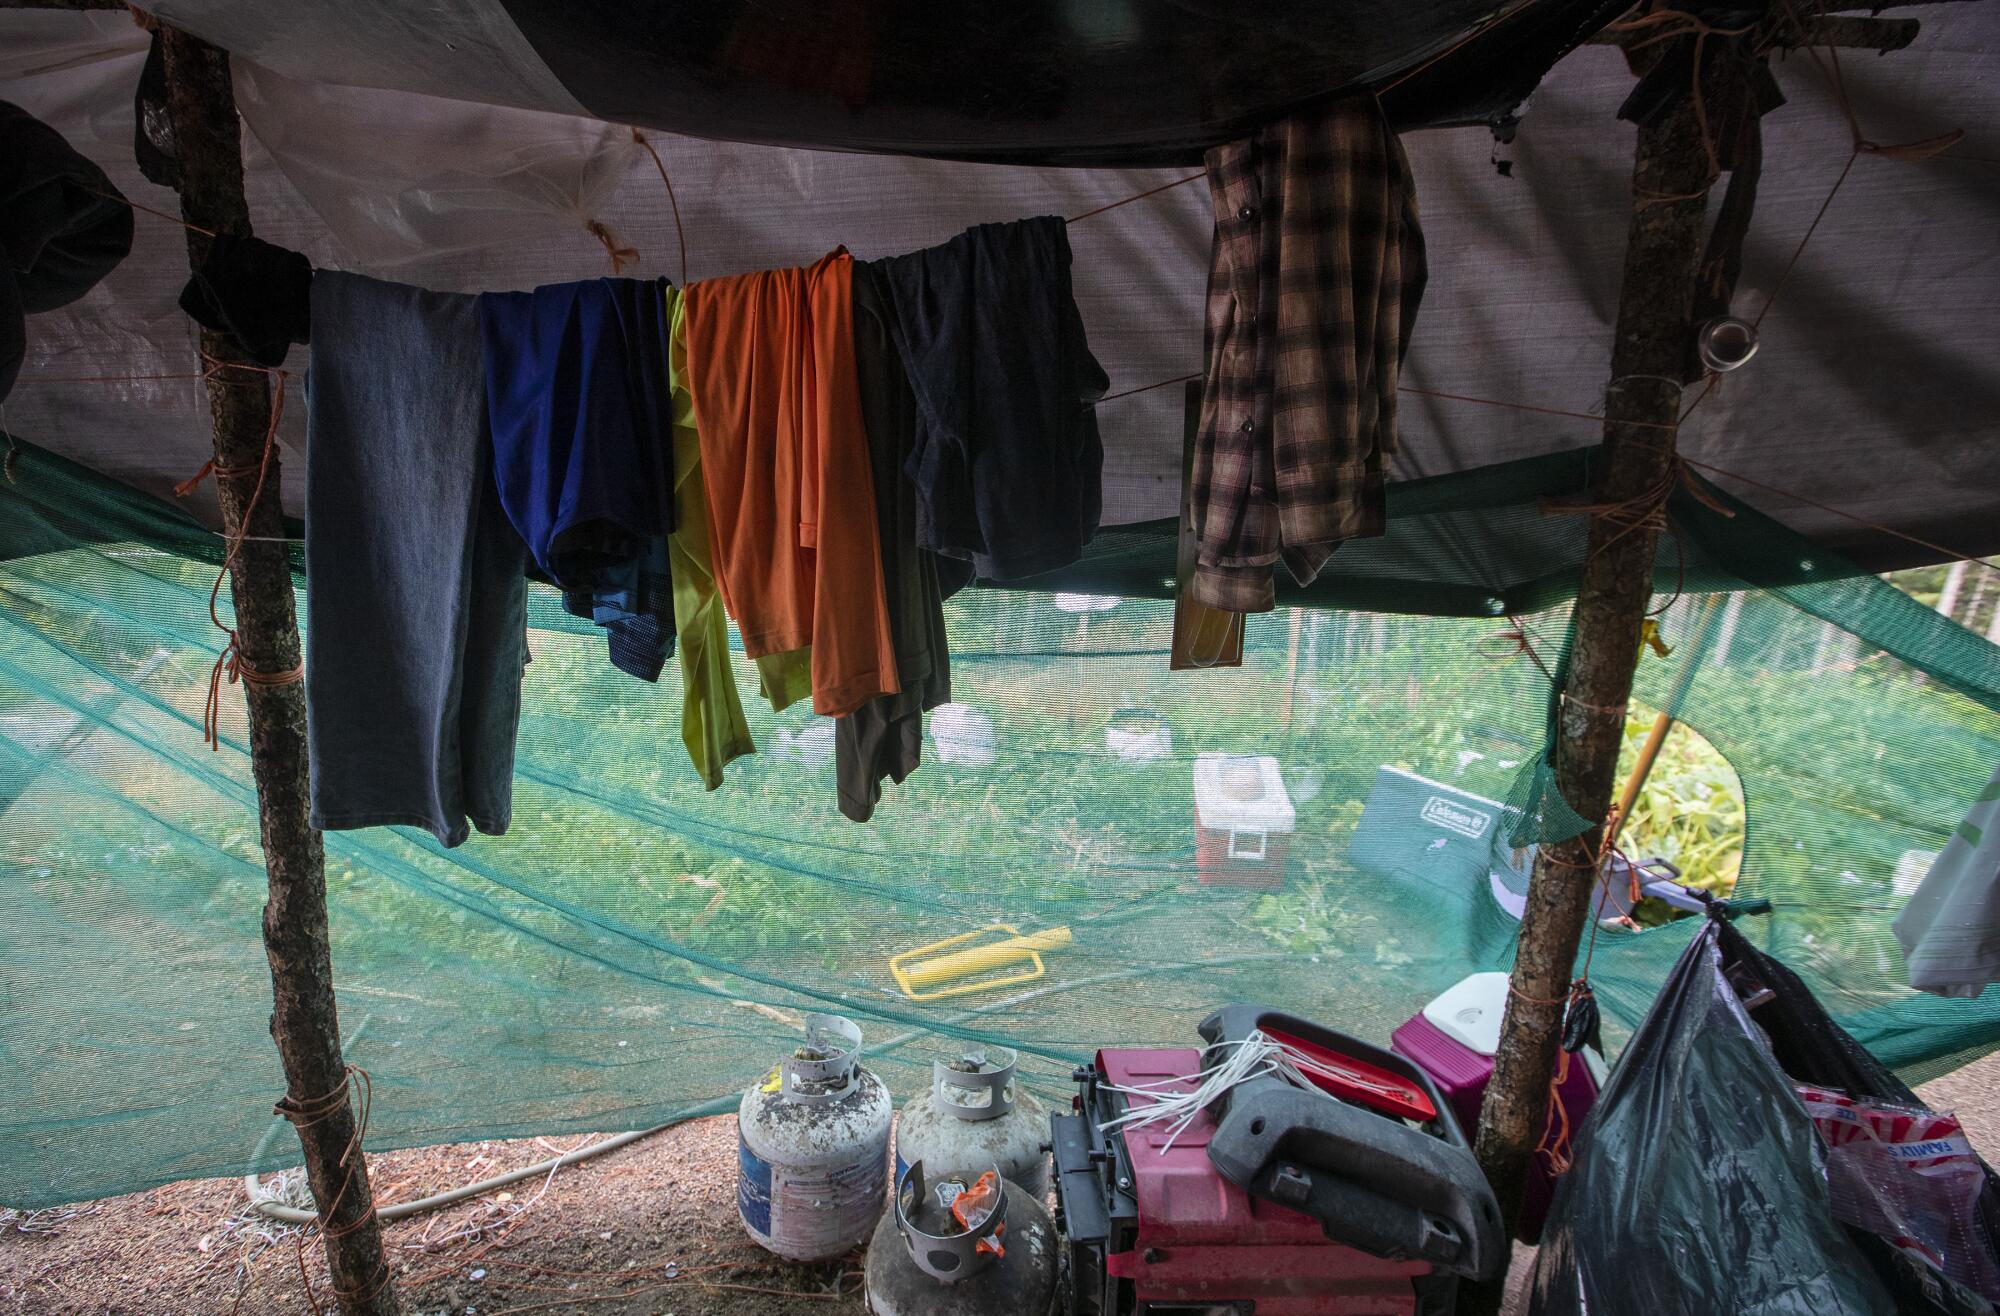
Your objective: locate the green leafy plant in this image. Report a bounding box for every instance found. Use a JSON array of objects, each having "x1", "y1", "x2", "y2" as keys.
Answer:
[{"x1": 1613, "y1": 707, "x2": 1745, "y2": 899}]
